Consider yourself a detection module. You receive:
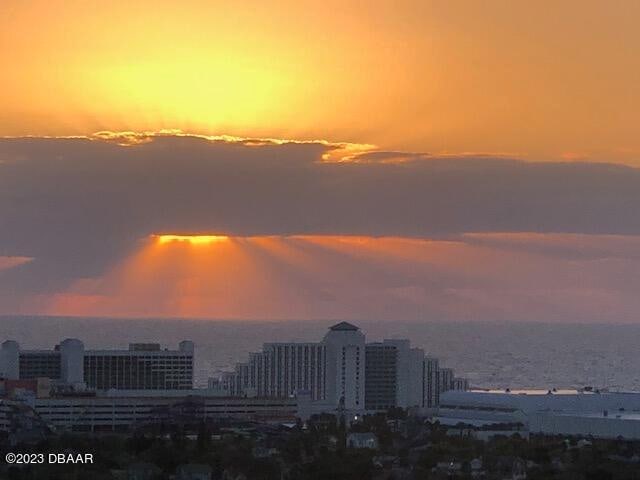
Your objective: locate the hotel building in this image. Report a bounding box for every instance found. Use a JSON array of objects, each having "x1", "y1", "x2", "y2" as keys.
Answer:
[
  {"x1": 253, "y1": 343, "x2": 326, "y2": 400},
  {"x1": 0, "y1": 339, "x2": 194, "y2": 391},
  {"x1": 214, "y1": 322, "x2": 465, "y2": 413}
]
